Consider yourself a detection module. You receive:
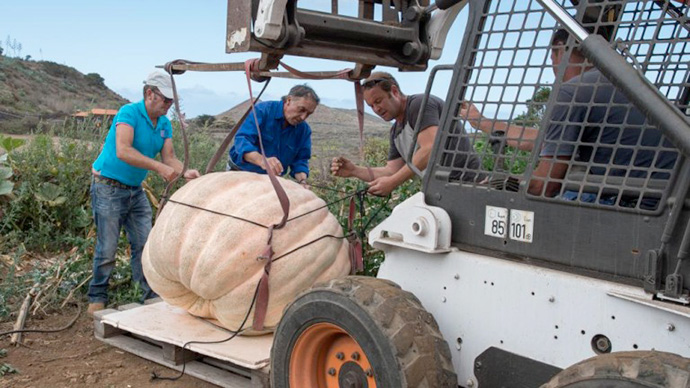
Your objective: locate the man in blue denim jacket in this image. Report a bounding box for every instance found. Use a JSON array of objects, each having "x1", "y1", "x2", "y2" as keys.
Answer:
[
  {"x1": 228, "y1": 84, "x2": 319, "y2": 185},
  {"x1": 88, "y1": 71, "x2": 200, "y2": 315}
]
